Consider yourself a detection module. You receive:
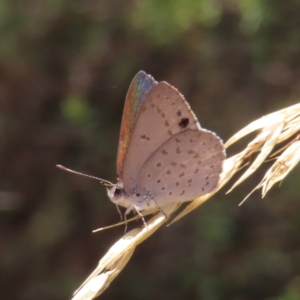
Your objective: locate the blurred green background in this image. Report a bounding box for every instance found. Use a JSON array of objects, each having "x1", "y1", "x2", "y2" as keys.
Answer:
[{"x1": 1, "y1": 0, "x2": 300, "y2": 299}]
